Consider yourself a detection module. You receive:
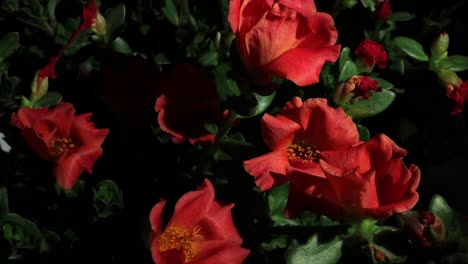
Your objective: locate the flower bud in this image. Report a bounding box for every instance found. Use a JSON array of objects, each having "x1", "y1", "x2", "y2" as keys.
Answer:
[
  {"x1": 30, "y1": 71, "x2": 49, "y2": 100},
  {"x1": 397, "y1": 210, "x2": 445, "y2": 248},
  {"x1": 91, "y1": 11, "x2": 107, "y2": 36},
  {"x1": 333, "y1": 76, "x2": 379, "y2": 105},
  {"x1": 431, "y1": 32, "x2": 449, "y2": 59}
]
